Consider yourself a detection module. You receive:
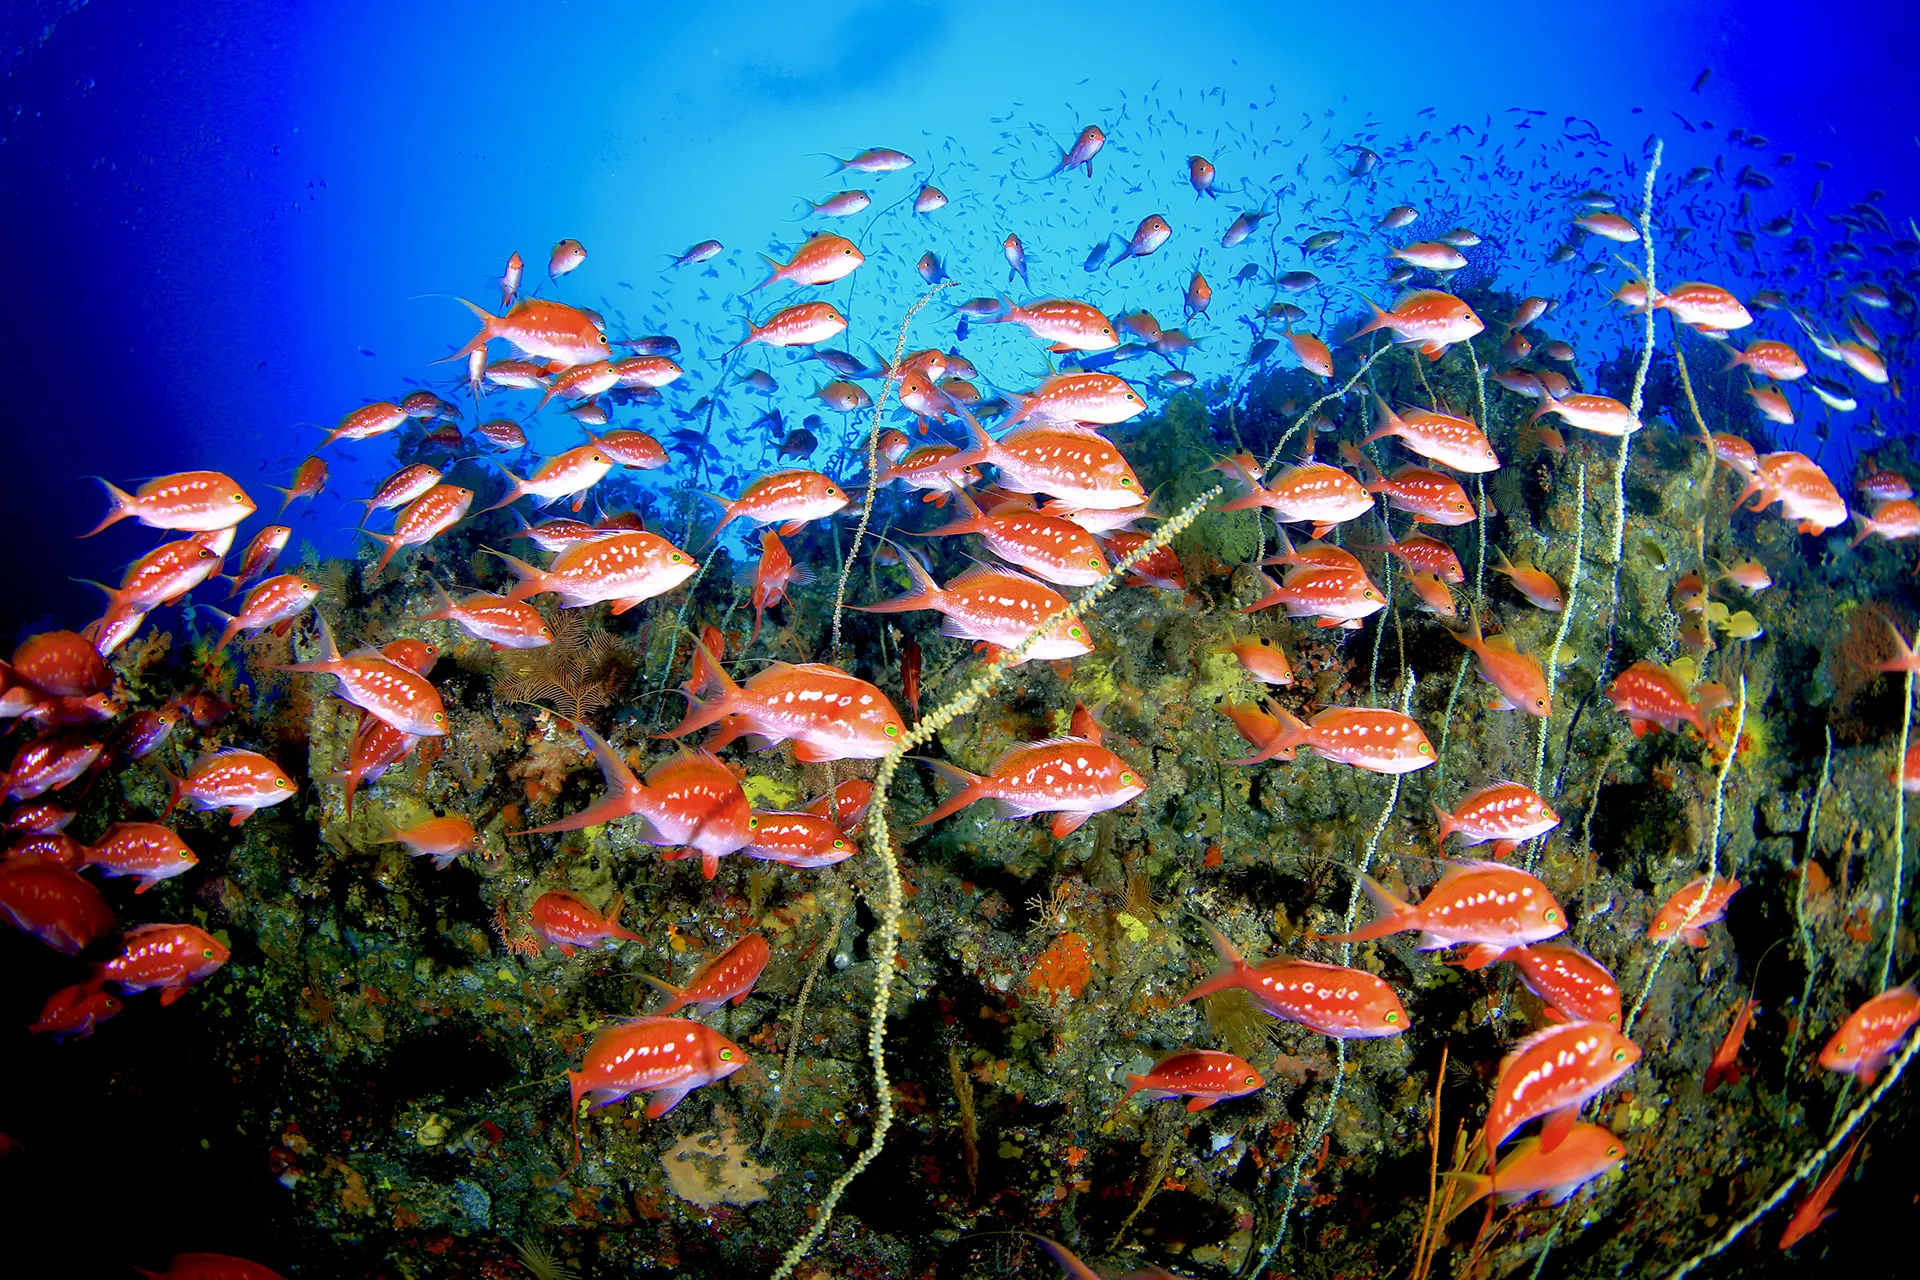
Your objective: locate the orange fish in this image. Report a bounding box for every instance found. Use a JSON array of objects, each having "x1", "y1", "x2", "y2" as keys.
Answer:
[
  {"x1": 748, "y1": 530, "x2": 811, "y2": 644},
  {"x1": 1102, "y1": 528, "x2": 1186, "y2": 590},
  {"x1": 79, "y1": 822, "x2": 197, "y2": 893},
  {"x1": 489, "y1": 530, "x2": 698, "y2": 613},
  {"x1": 1323, "y1": 861, "x2": 1565, "y2": 952},
  {"x1": 1187, "y1": 271, "x2": 1215, "y2": 318},
  {"x1": 1575, "y1": 212, "x2": 1638, "y2": 242},
  {"x1": 411, "y1": 582, "x2": 552, "y2": 650},
  {"x1": 914, "y1": 490, "x2": 1108, "y2": 586},
  {"x1": 612, "y1": 355, "x2": 684, "y2": 390},
  {"x1": 534, "y1": 360, "x2": 619, "y2": 409},
  {"x1": 1051, "y1": 125, "x2": 1106, "y2": 177},
  {"x1": 10, "y1": 631, "x2": 110, "y2": 698},
  {"x1": 988, "y1": 298, "x2": 1119, "y2": 351},
  {"x1": 1850, "y1": 499, "x2": 1920, "y2": 547},
  {"x1": 81, "y1": 471, "x2": 255, "y2": 537},
  {"x1": 1446, "y1": 1122, "x2": 1626, "y2": 1213},
  {"x1": 376, "y1": 814, "x2": 479, "y2": 870},
  {"x1": 1609, "y1": 661, "x2": 1713, "y2": 741},
  {"x1": 162, "y1": 749, "x2": 296, "y2": 826},
  {"x1": 1779, "y1": 1132, "x2": 1866, "y2": 1250},
  {"x1": 855, "y1": 551, "x2": 1092, "y2": 663},
  {"x1": 209, "y1": 574, "x2": 322, "y2": 650},
  {"x1": 1248, "y1": 703, "x2": 1435, "y2": 774},
  {"x1": 514, "y1": 728, "x2": 752, "y2": 879},
  {"x1": 548, "y1": 237, "x2": 586, "y2": 278},
  {"x1": 1724, "y1": 339, "x2": 1807, "y2": 381},
  {"x1": 363, "y1": 483, "x2": 473, "y2": 574},
  {"x1": 1239, "y1": 565, "x2": 1385, "y2": 628},
  {"x1": 223, "y1": 525, "x2": 291, "y2": 597},
  {"x1": 1463, "y1": 943, "x2": 1621, "y2": 1025},
  {"x1": 332, "y1": 717, "x2": 416, "y2": 818},
  {"x1": 1647, "y1": 876, "x2": 1739, "y2": 947},
  {"x1": 916, "y1": 720, "x2": 1145, "y2": 839},
  {"x1": 2, "y1": 732, "x2": 103, "y2": 801},
  {"x1": 449, "y1": 296, "x2": 610, "y2": 368},
  {"x1": 589, "y1": 428, "x2": 668, "y2": 469},
  {"x1": 1388, "y1": 241, "x2": 1468, "y2": 271},
  {"x1": 1360, "y1": 532, "x2": 1465, "y2": 583},
  {"x1": 1737, "y1": 451, "x2": 1847, "y2": 534},
  {"x1": 97, "y1": 922, "x2": 230, "y2": 1005},
  {"x1": 1345, "y1": 445, "x2": 1477, "y2": 525},
  {"x1": 669, "y1": 635, "x2": 904, "y2": 762},
  {"x1": 0, "y1": 857, "x2": 114, "y2": 954},
  {"x1": 704, "y1": 469, "x2": 849, "y2": 542},
  {"x1": 1449, "y1": 608, "x2": 1551, "y2": 716},
  {"x1": 1118, "y1": 1049, "x2": 1264, "y2": 1112},
  {"x1": 480, "y1": 446, "x2": 614, "y2": 514},
  {"x1": 753, "y1": 232, "x2": 863, "y2": 290},
  {"x1": 1286, "y1": 329, "x2": 1333, "y2": 376},
  {"x1": 1403, "y1": 569, "x2": 1456, "y2": 617},
  {"x1": 280, "y1": 617, "x2": 448, "y2": 737},
  {"x1": 358, "y1": 464, "x2": 443, "y2": 528},
  {"x1": 1485, "y1": 1021, "x2": 1641, "y2": 1154},
  {"x1": 1704, "y1": 995, "x2": 1760, "y2": 1094},
  {"x1": 643, "y1": 935, "x2": 770, "y2": 1013},
  {"x1": 731, "y1": 301, "x2": 850, "y2": 350},
  {"x1": 529, "y1": 890, "x2": 643, "y2": 956},
  {"x1": 1490, "y1": 548, "x2": 1565, "y2": 611},
  {"x1": 949, "y1": 412, "x2": 1143, "y2": 510},
  {"x1": 1857, "y1": 468, "x2": 1914, "y2": 502},
  {"x1": 1109, "y1": 213, "x2": 1172, "y2": 265},
  {"x1": 1649, "y1": 280, "x2": 1752, "y2": 331},
  {"x1": 1002, "y1": 371, "x2": 1147, "y2": 428},
  {"x1": 1221, "y1": 634, "x2": 1294, "y2": 685},
  {"x1": 1179, "y1": 921, "x2": 1408, "y2": 1038},
  {"x1": 1433, "y1": 782, "x2": 1559, "y2": 855},
  {"x1": 804, "y1": 778, "x2": 873, "y2": 830},
  {"x1": 743, "y1": 810, "x2": 858, "y2": 867},
  {"x1": 1347, "y1": 289, "x2": 1485, "y2": 357},
  {"x1": 317, "y1": 402, "x2": 409, "y2": 450},
  {"x1": 92, "y1": 537, "x2": 222, "y2": 615},
  {"x1": 1363, "y1": 397, "x2": 1499, "y2": 473},
  {"x1": 1817, "y1": 984, "x2": 1920, "y2": 1082},
  {"x1": 28, "y1": 981, "x2": 123, "y2": 1041},
  {"x1": 567, "y1": 1016, "x2": 747, "y2": 1159},
  {"x1": 1530, "y1": 391, "x2": 1641, "y2": 437},
  {"x1": 900, "y1": 634, "x2": 922, "y2": 716},
  {"x1": 1219, "y1": 461, "x2": 1373, "y2": 535}
]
